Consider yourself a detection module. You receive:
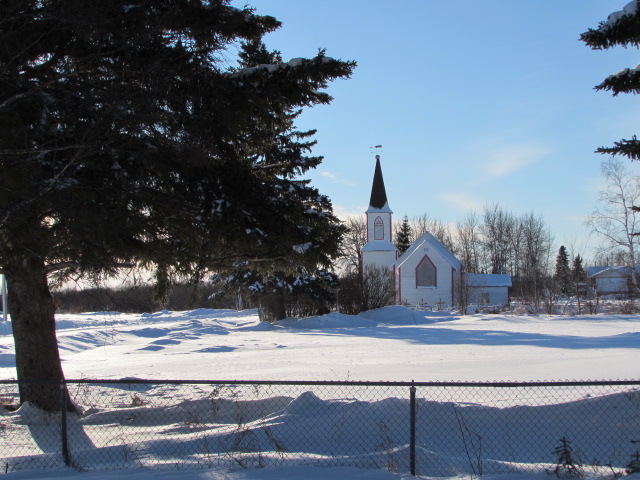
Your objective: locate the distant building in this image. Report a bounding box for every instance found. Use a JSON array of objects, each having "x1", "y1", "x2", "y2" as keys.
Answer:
[
  {"x1": 465, "y1": 273, "x2": 512, "y2": 305},
  {"x1": 360, "y1": 156, "x2": 511, "y2": 309},
  {"x1": 587, "y1": 266, "x2": 640, "y2": 296}
]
